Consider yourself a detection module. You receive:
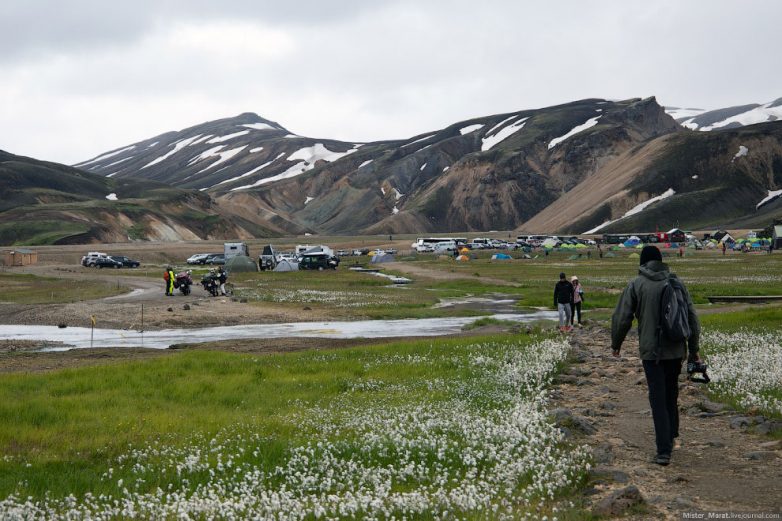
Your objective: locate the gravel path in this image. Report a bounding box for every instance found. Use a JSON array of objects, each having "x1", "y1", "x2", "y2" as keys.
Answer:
[{"x1": 553, "y1": 325, "x2": 781, "y2": 518}]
